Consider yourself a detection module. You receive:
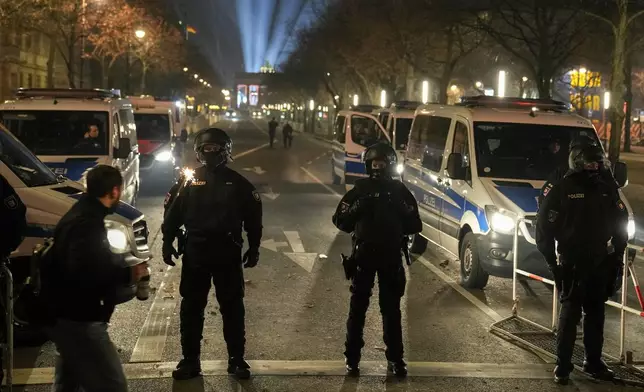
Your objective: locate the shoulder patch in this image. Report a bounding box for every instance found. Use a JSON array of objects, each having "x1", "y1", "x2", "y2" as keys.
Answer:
[
  {"x1": 252, "y1": 190, "x2": 261, "y2": 201},
  {"x1": 4, "y1": 195, "x2": 17, "y2": 210},
  {"x1": 191, "y1": 180, "x2": 206, "y2": 186}
]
